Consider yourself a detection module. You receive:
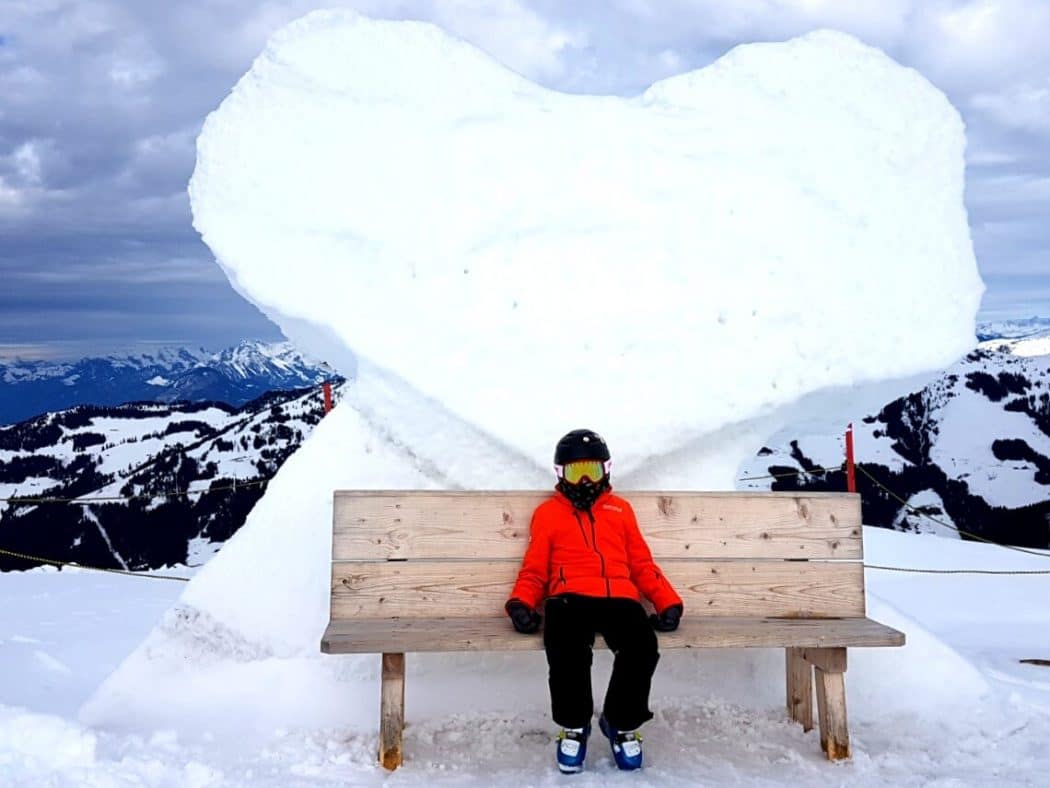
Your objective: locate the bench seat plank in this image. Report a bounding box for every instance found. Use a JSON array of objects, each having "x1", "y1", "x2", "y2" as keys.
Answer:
[{"x1": 321, "y1": 615, "x2": 904, "y2": 654}]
